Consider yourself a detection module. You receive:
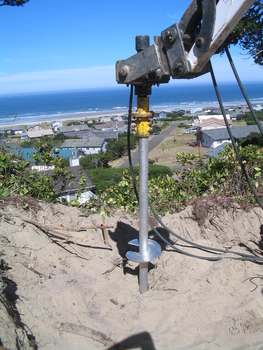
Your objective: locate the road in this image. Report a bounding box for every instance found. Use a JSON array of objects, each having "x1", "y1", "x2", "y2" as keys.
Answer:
[{"x1": 118, "y1": 123, "x2": 179, "y2": 168}]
